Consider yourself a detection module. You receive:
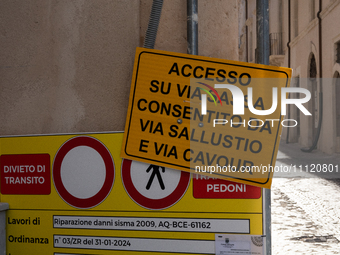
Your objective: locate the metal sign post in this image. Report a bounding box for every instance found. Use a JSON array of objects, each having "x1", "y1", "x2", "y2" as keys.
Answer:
[
  {"x1": 256, "y1": 0, "x2": 271, "y2": 254},
  {"x1": 187, "y1": 0, "x2": 198, "y2": 55}
]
